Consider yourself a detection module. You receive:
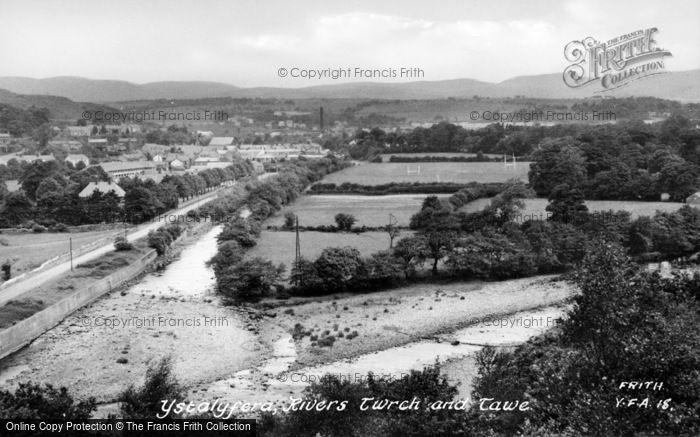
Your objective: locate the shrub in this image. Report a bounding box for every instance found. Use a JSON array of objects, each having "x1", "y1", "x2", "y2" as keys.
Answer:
[
  {"x1": 119, "y1": 357, "x2": 185, "y2": 419},
  {"x1": 32, "y1": 224, "x2": 47, "y2": 233},
  {"x1": 113, "y1": 236, "x2": 133, "y2": 251},
  {"x1": 216, "y1": 257, "x2": 285, "y2": 302},
  {"x1": 0, "y1": 383, "x2": 96, "y2": 420}
]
